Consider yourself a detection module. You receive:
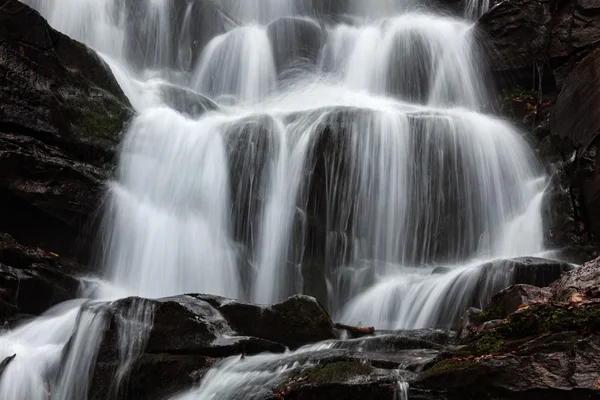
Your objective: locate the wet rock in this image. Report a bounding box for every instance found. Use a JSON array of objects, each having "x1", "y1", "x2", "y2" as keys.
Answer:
[
  {"x1": 196, "y1": 294, "x2": 337, "y2": 349},
  {"x1": 97, "y1": 296, "x2": 286, "y2": 361},
  {"x1": 415, "y1": 332, "x2": 600, "y2": 399},
  {"x1": 0, "y1": 0, "x2": 131, "y2": 165},
  {"x1": 0, "y1": 354, "x2": 16, "y2": 379},
  {"x1": 458, "y1": 307, "x2": 482, "y2": 340},
  {"x1": 477, "y1": 0, "x2": 600, "y2": 89},
  {"x1": 267, "y1": 17, "x2": 325, "y2": 77},
  {"x1": 501, "y1": 257, "x2": 575, "y2": 287},
  {"x1": 0, "y1": 0, "x2": 132, "y2": 258},
  {"x1": 0, "y1": 233, "x2": 81, "y2": 322},
  {"x1": 552, "y1": 50, "x2": 600, "y2": 149},
  {"x1": 486, "y1": 284, "x2": 552, "y2": 319},
  {"x1": 432, "y1": 266, "x2": 451, "y2": 275},
  {"x1": 91, "y1": 353, "x2": 215, "y2": 400},
  {"x1": 89, "y1": 294, "x2": 337, "y2": 398},
  {"x1": 160, "y1": 84, "x2": 218, "y2": 118},
  {"x1": 550, "y1": 256, "x2": 600, "y2": 301},
  {"x1": 551, "y1": 50, "x2": 600, "y2": 241}
]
